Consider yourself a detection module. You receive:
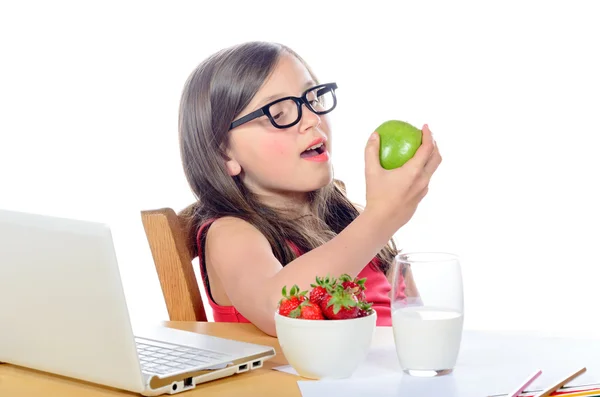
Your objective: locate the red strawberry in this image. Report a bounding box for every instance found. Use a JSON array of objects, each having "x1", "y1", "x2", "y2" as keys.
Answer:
[
  {"x1": 319, "y1": 285, "x2": 359, "y2": 320},
  {"x1": 339, "y1": 274, "x2": 367, "y2": 301},
  {"x1": 357, "y1": 300, "x2": 374, "y2": 317},
  {"x1": 309, "y1": 275, "x2": 336, "y2": 306},
  {"x1": 278, "y1": 285, "x2": 307, "y2": 317},
  {"x1": 289, "y1": 301, "x2": 325, "y2": 320}
]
